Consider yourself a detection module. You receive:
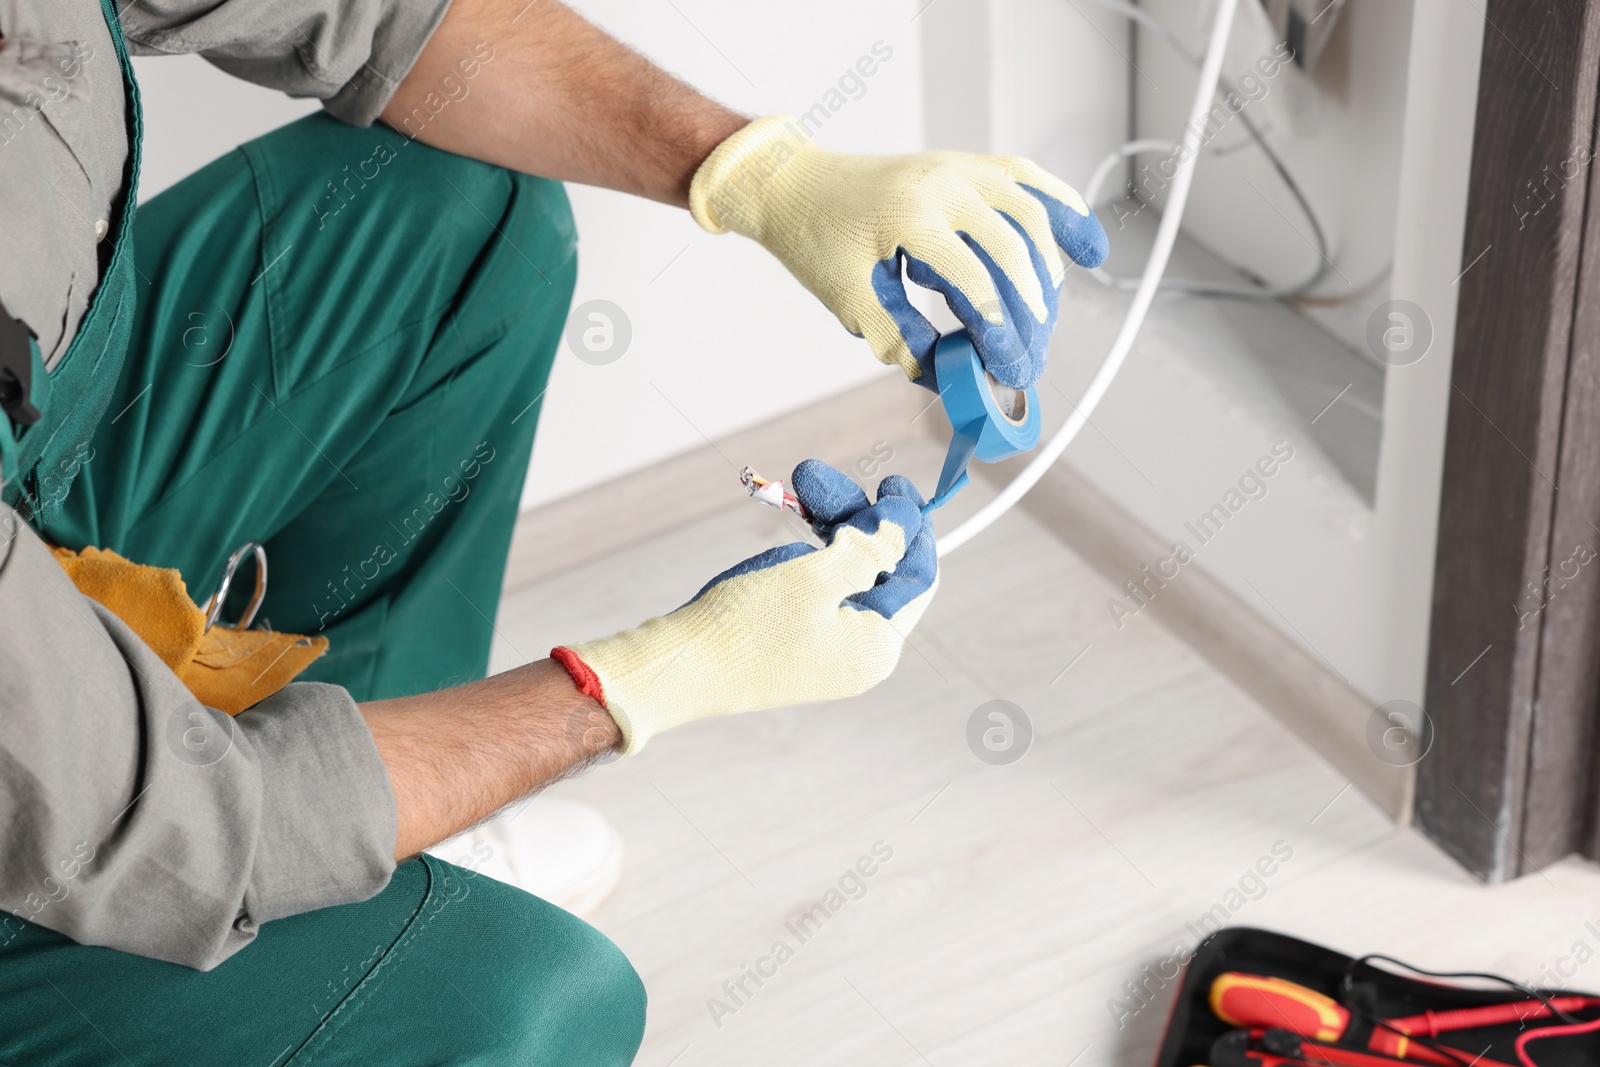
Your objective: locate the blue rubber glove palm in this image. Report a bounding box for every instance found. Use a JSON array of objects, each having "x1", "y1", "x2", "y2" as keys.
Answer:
[
  {"x1": 790, "y1": 460, "x2": 938, "y2": 619},
  {"x1": 555, "y1": 462, "x2": 938, "y2": 753}
]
